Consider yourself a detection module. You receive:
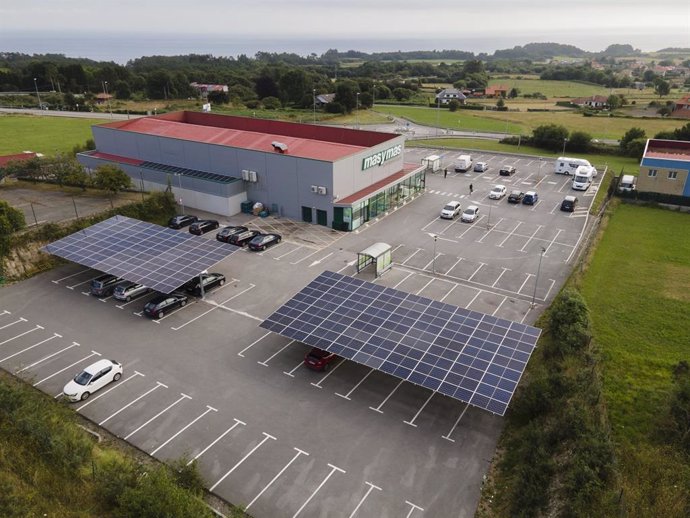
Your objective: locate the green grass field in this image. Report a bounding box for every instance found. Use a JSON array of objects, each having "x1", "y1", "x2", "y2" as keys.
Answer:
[
  {"x1": 373, "y1": 105, "x2": 524, "y2": 134},
  {"x1": 0, "y1": 114, "x2": 101, "y2": 156},
  {"x1": 488, "y1": 78, "x2": 609, "y2": 98}
]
